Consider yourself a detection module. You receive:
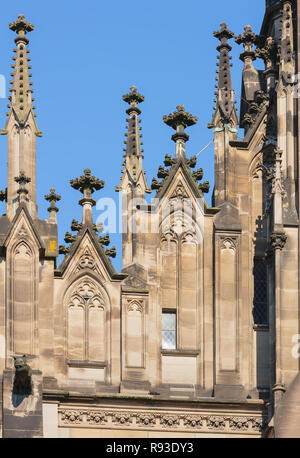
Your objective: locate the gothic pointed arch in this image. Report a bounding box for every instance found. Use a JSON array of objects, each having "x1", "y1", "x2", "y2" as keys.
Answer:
[{"x1": 64, "y1": 274, "x2": 109, "y2": 363}]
